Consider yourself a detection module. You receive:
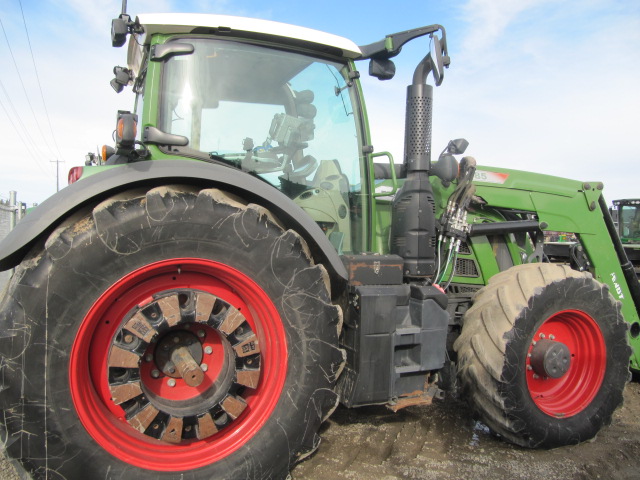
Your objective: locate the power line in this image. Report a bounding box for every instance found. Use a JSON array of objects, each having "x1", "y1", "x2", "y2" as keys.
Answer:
[
  {"x1": 0, "y1": 17, "x2": 56, "y2": 160},
  {"x1": 17, "y1": 0, "x2": 65, "y2": 163},
  {"x1": 0, "y1": 80, "x2": 51, "y2": 175},
  {"x1": 0, "y1": 102, "x2": 51, "y2": 176},
  {"x1": 0, "y1": 76, "x2": 52, "y2": 169}
]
